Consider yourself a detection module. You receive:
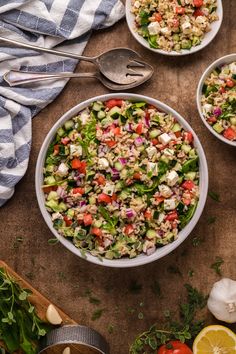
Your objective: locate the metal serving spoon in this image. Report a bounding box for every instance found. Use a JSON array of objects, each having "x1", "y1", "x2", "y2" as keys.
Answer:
[
  {"x1": 0, "y1": 36, "x2": 149, "y2": 85},
  {"x1": 4, "y1": 65, "x2": 153, "y2": 90}
]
